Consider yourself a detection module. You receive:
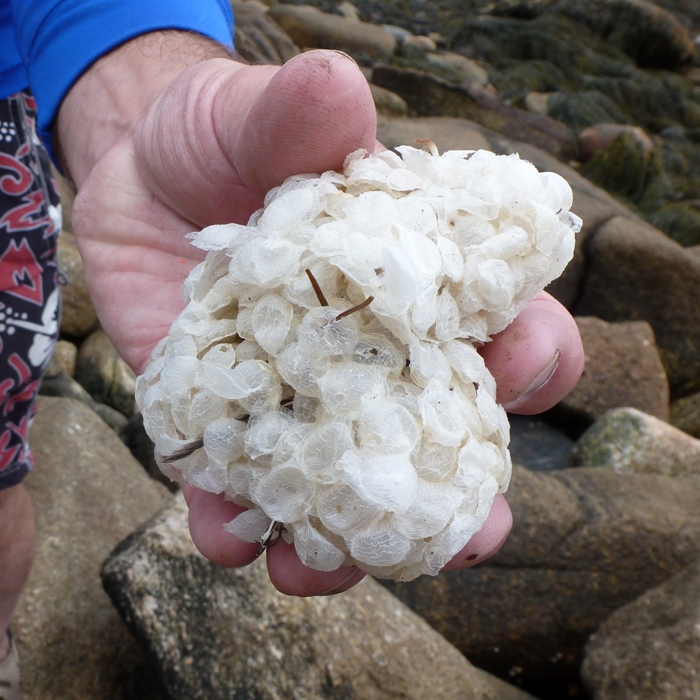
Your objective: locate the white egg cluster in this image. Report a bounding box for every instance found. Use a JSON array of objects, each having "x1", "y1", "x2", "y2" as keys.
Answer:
[{"x1": 136, "y1": 145, "x2": 580, "y2": 581}]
